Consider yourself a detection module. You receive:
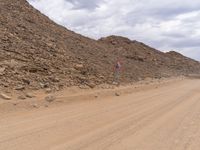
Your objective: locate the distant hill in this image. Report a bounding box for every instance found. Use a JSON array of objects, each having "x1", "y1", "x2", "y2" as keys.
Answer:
[{"x1": 1, "y1": 0, "x2": 200, "y2": 90}]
